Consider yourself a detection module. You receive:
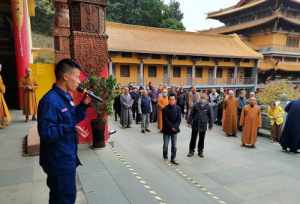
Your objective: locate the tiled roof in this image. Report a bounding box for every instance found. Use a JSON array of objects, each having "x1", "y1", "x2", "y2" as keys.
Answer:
[
  {"x1": 106, "y1": 22, "x2": 262, "y2": 59},
  {"x1": 202, "y1": 13, "x2": 300, "y2": 34},
  {"x1": 207, "y1": 0, "x2": 267, "y2": 19}
]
